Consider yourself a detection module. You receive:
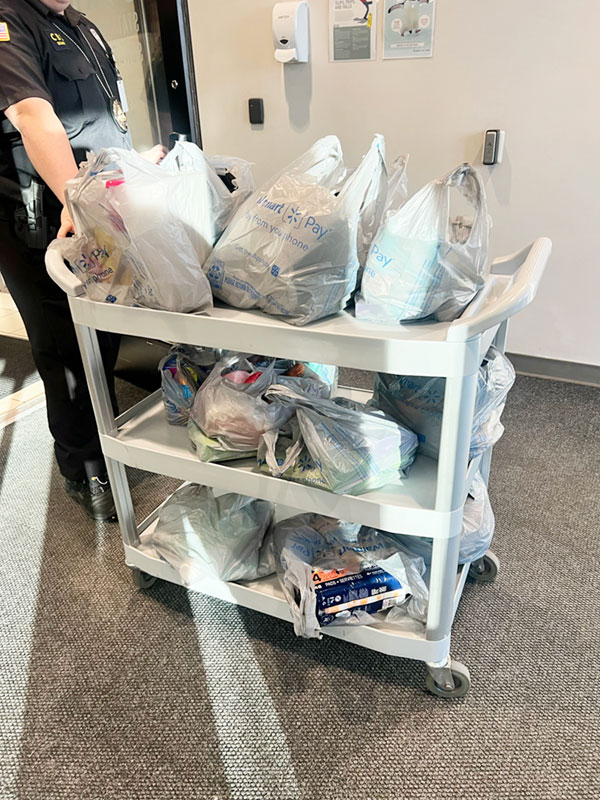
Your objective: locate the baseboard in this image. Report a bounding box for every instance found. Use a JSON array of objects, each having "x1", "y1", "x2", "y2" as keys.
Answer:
[
  {"x1": 0, "y1": 381, "x2": 46, "y2": 429},
  {"x1": 507, "y1": 353, "x2": 600, "y2": 387}
]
